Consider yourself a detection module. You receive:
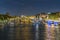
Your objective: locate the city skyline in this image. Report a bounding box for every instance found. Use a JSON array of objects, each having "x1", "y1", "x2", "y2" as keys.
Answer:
[{"x1": 0, "y1": 0, "x2": 60, "y2": 15}]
